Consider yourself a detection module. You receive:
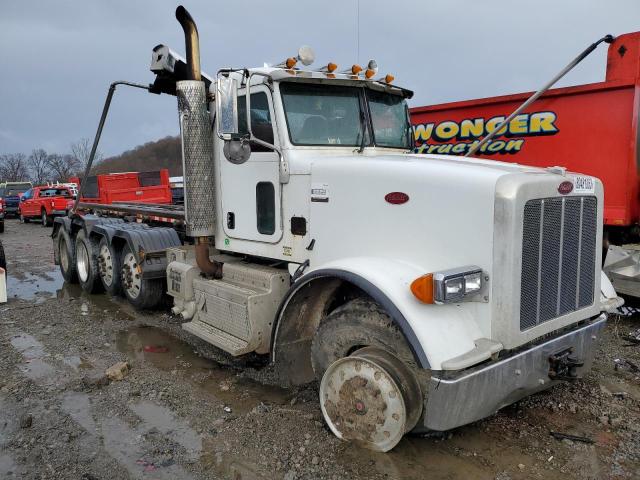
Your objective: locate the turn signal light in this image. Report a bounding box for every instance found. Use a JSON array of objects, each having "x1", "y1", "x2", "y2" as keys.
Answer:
[{"x1": 410, "y1": 274, "x2": 434, "y2": 304}]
